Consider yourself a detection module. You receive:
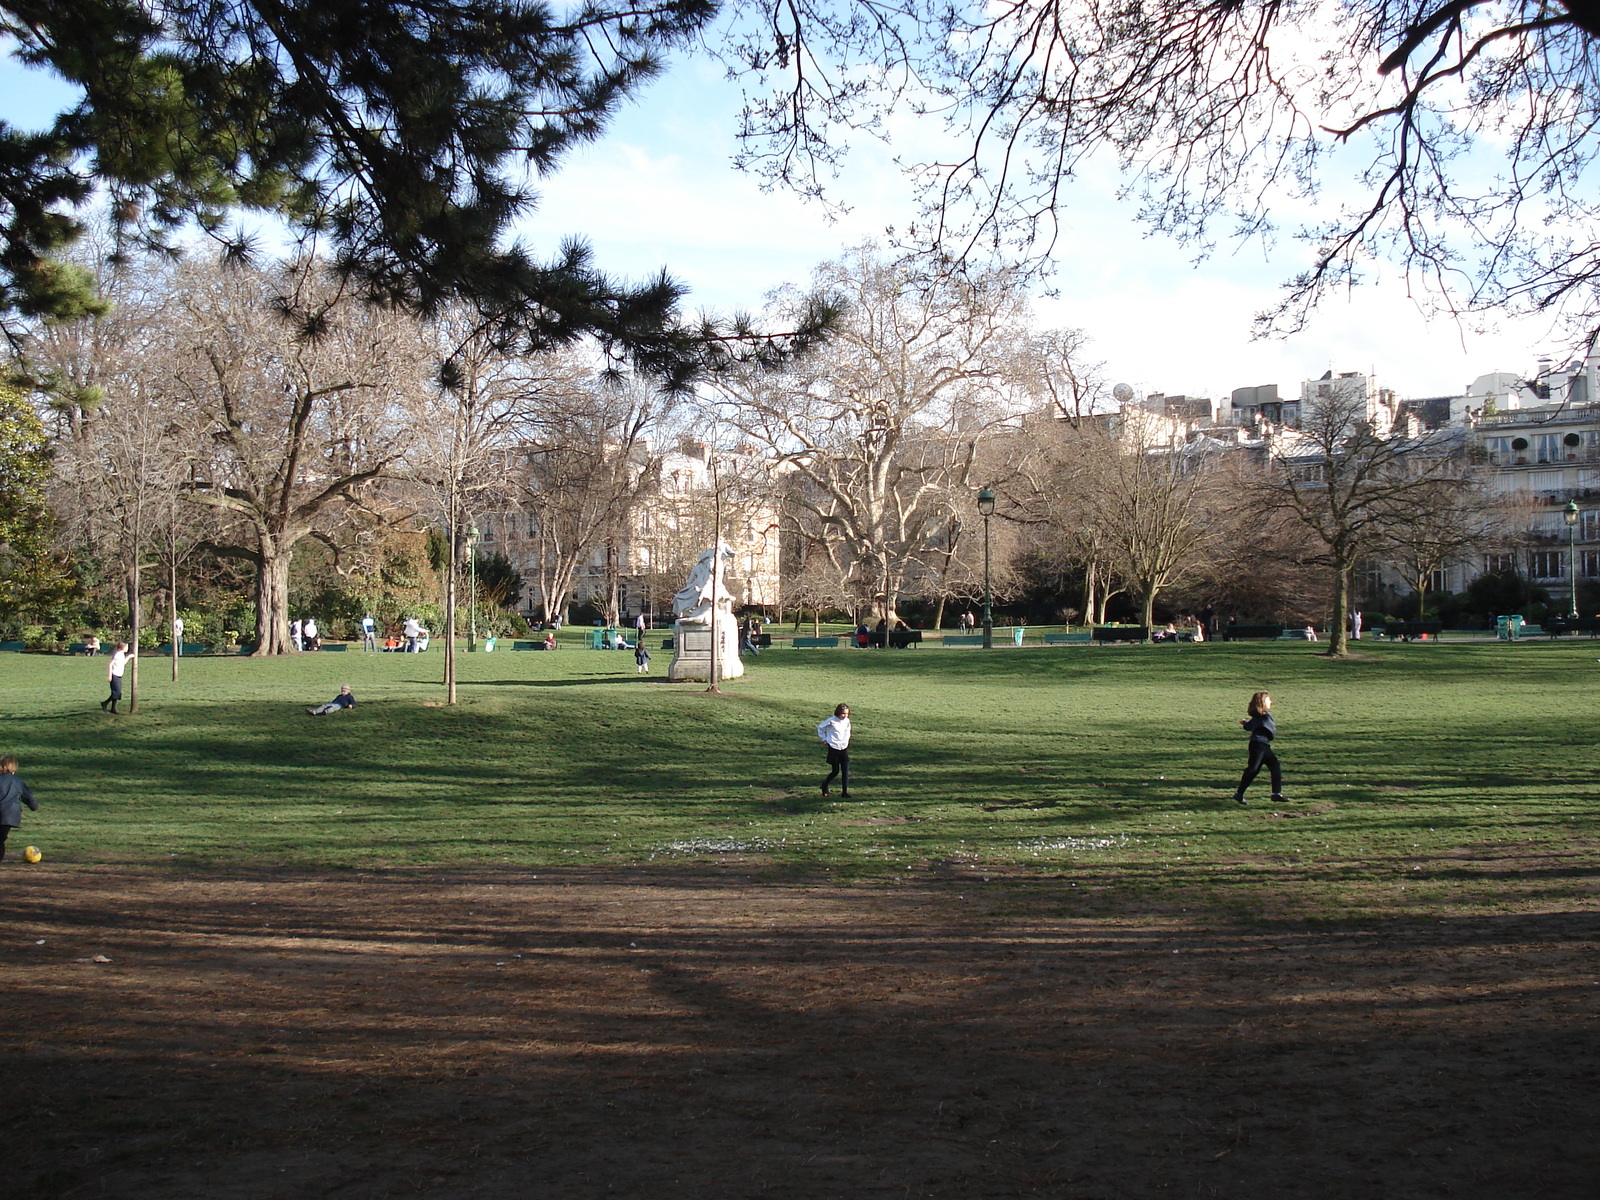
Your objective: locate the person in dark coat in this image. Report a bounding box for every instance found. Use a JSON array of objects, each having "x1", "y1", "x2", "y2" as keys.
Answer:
[
  {"x1": 0, "y1": 755, "x2": 39, "y2": 862},
  {"x1": 1233, "y1": 691, "x2": 1285, "y2": 806},
  {"x1": 307, "y1": 684, "x2": 357, "y2": 716}
]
